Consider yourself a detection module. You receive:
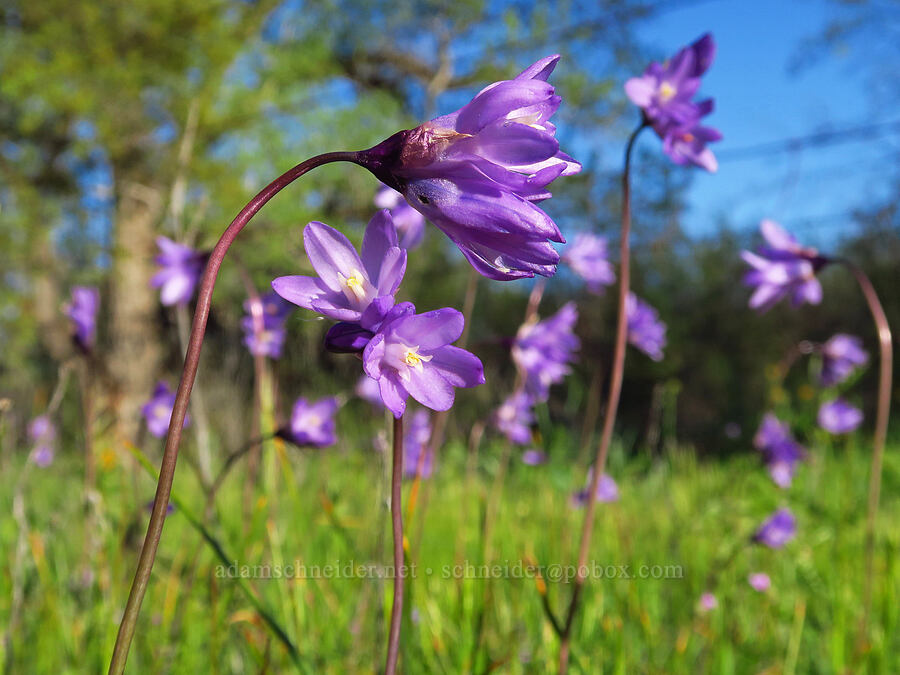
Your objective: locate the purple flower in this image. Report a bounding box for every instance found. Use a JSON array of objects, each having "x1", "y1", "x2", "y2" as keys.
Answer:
[
  {"x1": 374, "y1": 184, "x2": 426, "y2": 249},
  {"x1": 748, "y1": 572, "x2": 771, "y2": 592},
  {"x1": 521, "y1": 449, "x2": 547, "y2": 466},
  {"x1": 818, "y1": 398, "x2": 863, "y2": 434},
  {"x1": 65, "y1": 286, "x2": 100, "y2": 351},
  {"x1": 141, "y1": 382, "x2": 191, "y2": 439},
  {"x1": 150, "y1": 237, "x2": 206, "y2": 307},
  {"x1": 358, "y1": 55, "x2": 580, "y2": 281},
  {"x1": 403, "y1": 409, "x2": 434, "y2": 479},
  {"x1": 562, "y1": 233, "x2": 616, "y2": 293},
  {"x1": 660, "y1": 120, "x2": 722, "y2": 172},
  {"x1": 820, "y1": 334, "x2": 868, "y2": 387},
  {"x1": 753, "y1": 508, "x2": 797, "y2": 549},
  {"x1": 283, "y1": 396, "x2": 338, "y2": 448},
  {"x1": 512, "y1": 302, "x2": 580, "y2": 401},
  {"x1": 742, "y1": 220, "x2": 827, "y2": 312},
  {"x1": 572, "y1": 469, "x2": 619, "y2": 507},
  {"x1": 626, "y1": 294, "x2": 667, "y2": 361},
  {"x1": 272, "y1": 211, "x2": 406, "y2": 332},
  {"x1": 753, "y1": 413, "x2": 805, "y2": 488},
  {"x1": 241, "y1": 292, "x2": 293, "y2": 359},
  {"x1": 493, "y1": 391, "x2": 535, "y2": 445},
  {"x1": 698, "y1": 592, "x2": 718, "y2": 612},
  {"x1": 28, "y1": 415, "x2": 56, "y2": 467},
  {"x1": 356, "y1": 375, "x2": 385, "y2": 410},
  {"x1": 362, "y1": 307, "x2": 485, "y2": 418}
]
